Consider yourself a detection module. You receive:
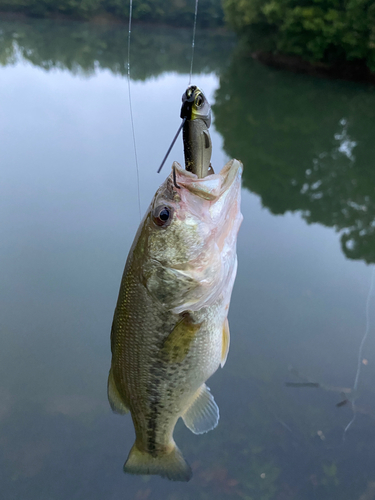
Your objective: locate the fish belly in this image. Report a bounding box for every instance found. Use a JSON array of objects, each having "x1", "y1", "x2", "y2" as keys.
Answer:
[{"x1": 111, "y1": 263, "x2": 224, "y2": 449}]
